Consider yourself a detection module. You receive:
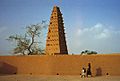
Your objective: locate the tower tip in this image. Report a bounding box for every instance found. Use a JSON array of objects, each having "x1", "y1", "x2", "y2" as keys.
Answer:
[{"x1": 53, "y1": 5, "x2": 59, "y2": 8}]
